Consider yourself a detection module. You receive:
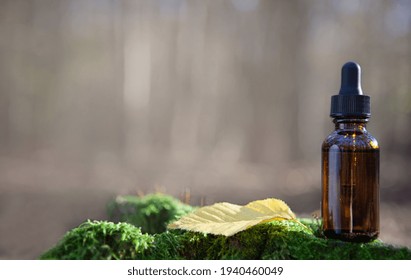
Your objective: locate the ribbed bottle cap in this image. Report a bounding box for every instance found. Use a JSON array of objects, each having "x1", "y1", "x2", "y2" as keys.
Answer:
[{"x1": 330, "y1": 61, "x2": 371, "y2": 118}]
